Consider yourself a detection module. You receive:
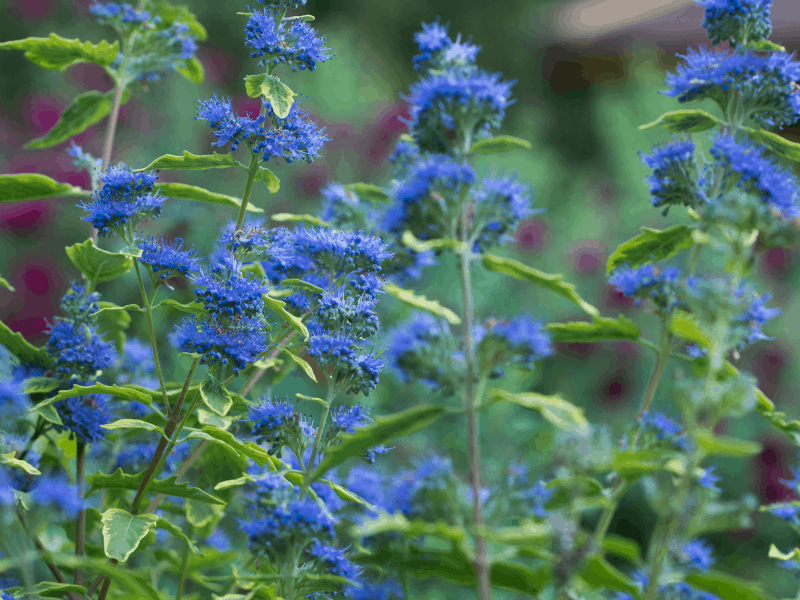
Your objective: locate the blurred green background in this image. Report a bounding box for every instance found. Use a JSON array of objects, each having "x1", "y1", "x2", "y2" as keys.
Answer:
[{"x1": 2, "y1": 0, "x2": 800, "y2": 597}]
